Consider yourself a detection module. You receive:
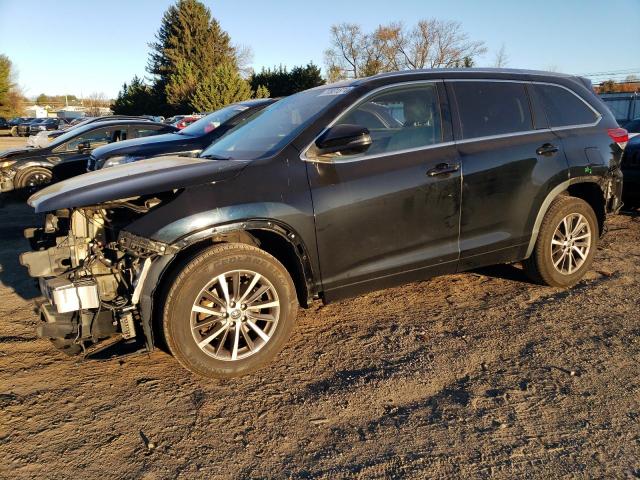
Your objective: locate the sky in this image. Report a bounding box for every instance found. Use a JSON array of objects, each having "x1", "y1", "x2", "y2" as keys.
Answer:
[{"x1": 0, "y1": 0, "x2": 638, "y2": 99}]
